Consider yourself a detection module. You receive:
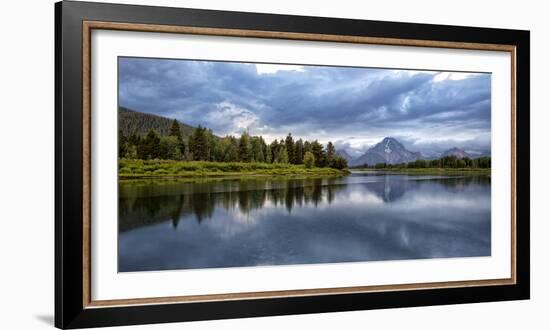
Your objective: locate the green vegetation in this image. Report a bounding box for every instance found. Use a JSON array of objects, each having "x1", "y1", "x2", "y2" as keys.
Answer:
[
  {"x1": 354, "y1": 155, "x2": 491, "y2": 170},
  {"x1": 303, "y1": 152, "x2": 315, "y2": 168},
  {"x1": 358, "y1": 167, "x2": 491, "y2": 175},
  {"x1": 119, "y1": 107, "x2": 195, "y2": 138},
  {"x1": 119, "y1": 159, "x2": 349, "y2": 178},
  {"x1": 353, "y1": 155, "x2": 491, "y2": 175},
  {"x1": 118, "y1": 108, "x2": 349, "y2": 178},
  {"x1": 119, "y1": 107, "x2": 491, "y2": 179}
]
